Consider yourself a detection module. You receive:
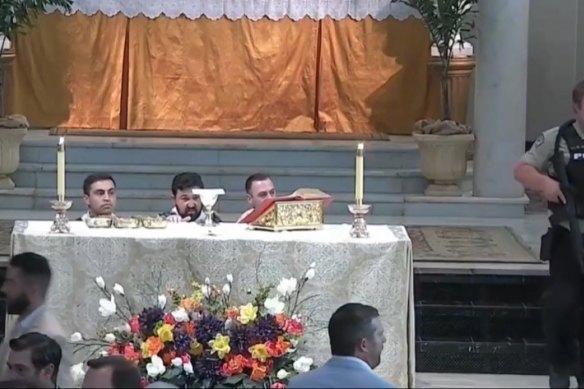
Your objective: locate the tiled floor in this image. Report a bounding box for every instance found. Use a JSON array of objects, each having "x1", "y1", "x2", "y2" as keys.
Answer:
[{"x1": 416, "y1": 373, "x2": 561, "y2": 388}]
